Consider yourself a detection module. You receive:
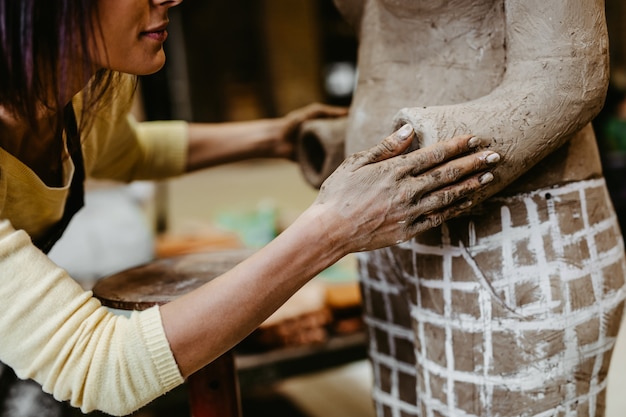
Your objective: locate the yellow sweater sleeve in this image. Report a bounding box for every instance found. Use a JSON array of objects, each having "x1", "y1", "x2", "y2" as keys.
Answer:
[
  {"x1": 78, "y1": 77, "x2": 189, "y2": 182},
  {"x1": 0, "y1": 222, "x2": 184, "y2": 414},
  {"x1": 0, "y1": 224, "x2": 183, "y2": 415},
  {"x1": 0, "y1": 76, "x2": 189, "y2": 414}
]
